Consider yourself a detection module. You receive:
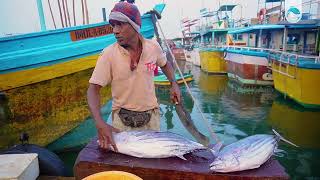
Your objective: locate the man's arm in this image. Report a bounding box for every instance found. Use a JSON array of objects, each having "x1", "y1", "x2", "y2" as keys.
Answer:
[
  {"x1": 160, "y1": 62, "x2": 182, "y2": 104},
  {"x1": 87, "y1": 84, "x2": 119, "y2": 151}
]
